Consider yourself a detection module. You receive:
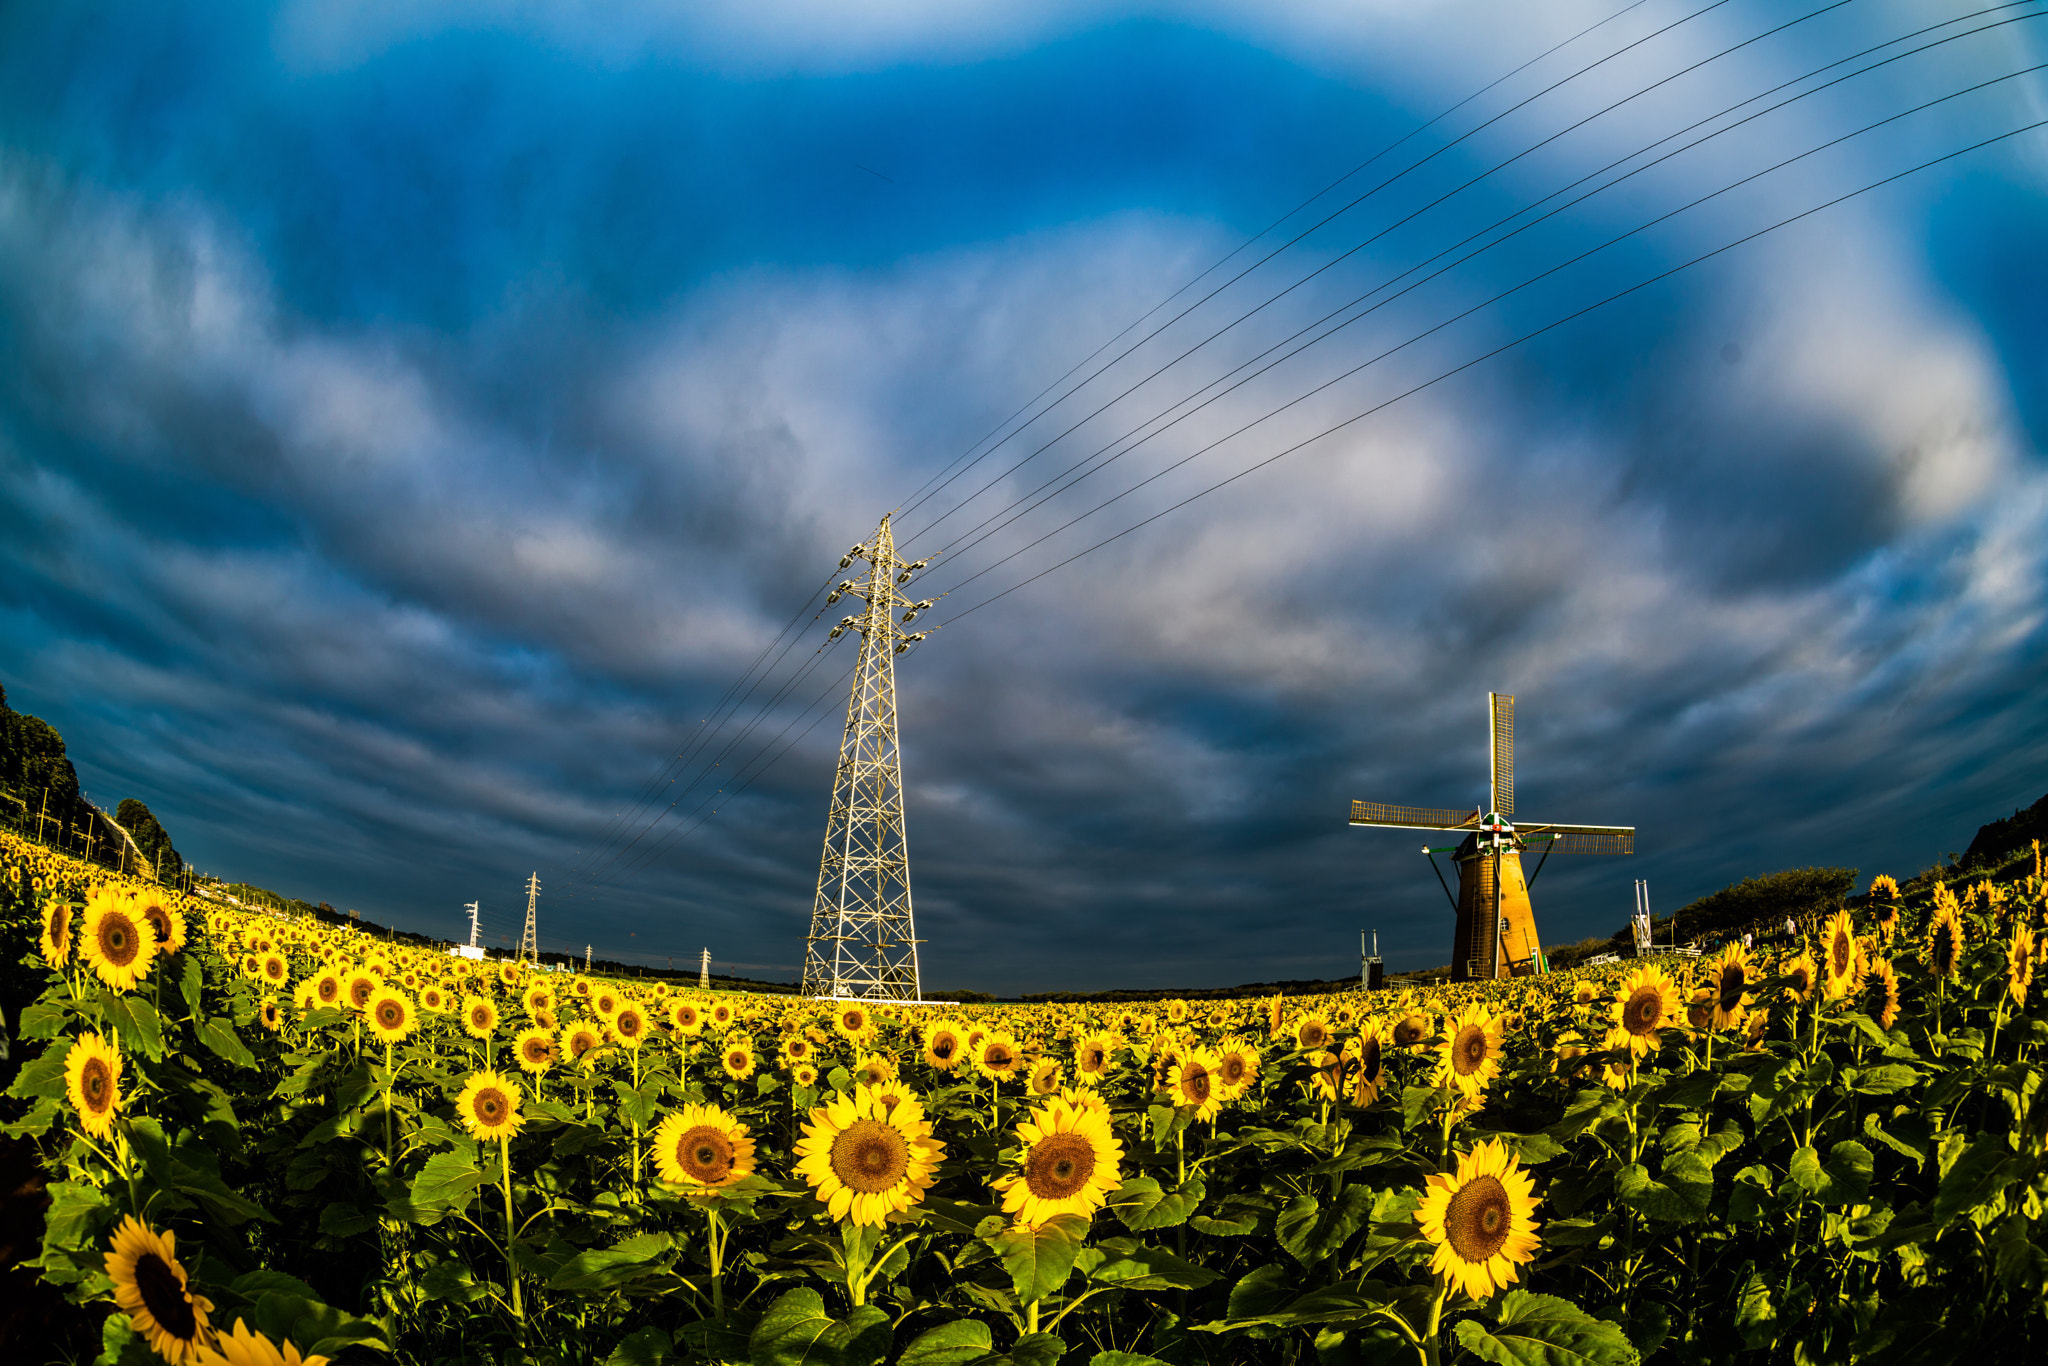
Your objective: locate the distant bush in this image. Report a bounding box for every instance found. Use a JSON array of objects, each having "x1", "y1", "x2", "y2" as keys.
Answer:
[{"x1": 1614, "y1": 866, "x2": 1857, "y2": 946}]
